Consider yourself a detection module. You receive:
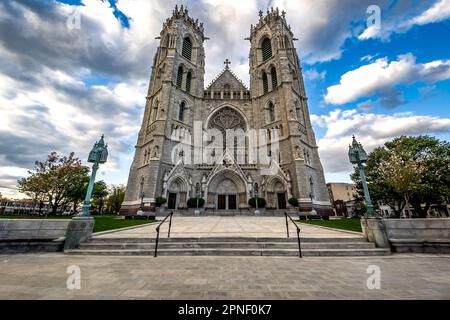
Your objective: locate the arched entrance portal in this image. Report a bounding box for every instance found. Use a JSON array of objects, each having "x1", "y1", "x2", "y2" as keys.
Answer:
[
  {"x1": 207, "y1": 170, "x2": 247, "y2": 210},
  {"x1": 266, "y1": 177, "x2": 287, "y2": 210},
  {"x1": 166, "y1": 176, "x2": 188, "y2": 209}
]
